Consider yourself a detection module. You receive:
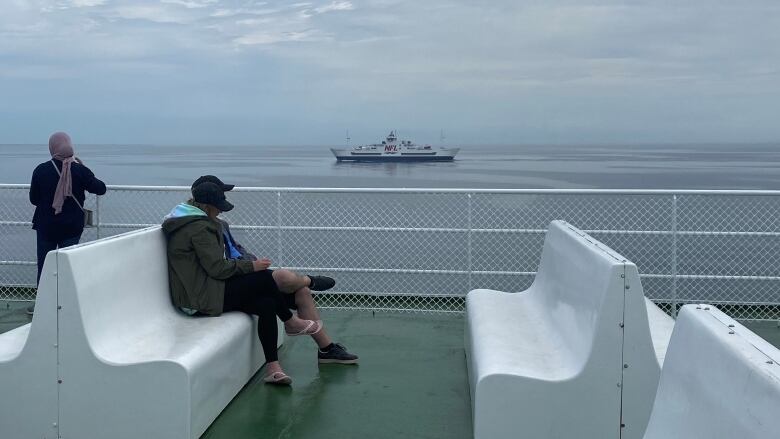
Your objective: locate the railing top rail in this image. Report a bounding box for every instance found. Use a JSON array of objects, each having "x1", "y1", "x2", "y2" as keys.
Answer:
[{"x1": 2, "y1": 184, "x2": 780, "y2": 196}]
